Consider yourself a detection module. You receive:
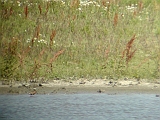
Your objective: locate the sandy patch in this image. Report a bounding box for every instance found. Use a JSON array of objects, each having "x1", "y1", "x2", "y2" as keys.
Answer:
[{"x1": 0, "y1": 79, "x2": 160, "y2": 95}]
